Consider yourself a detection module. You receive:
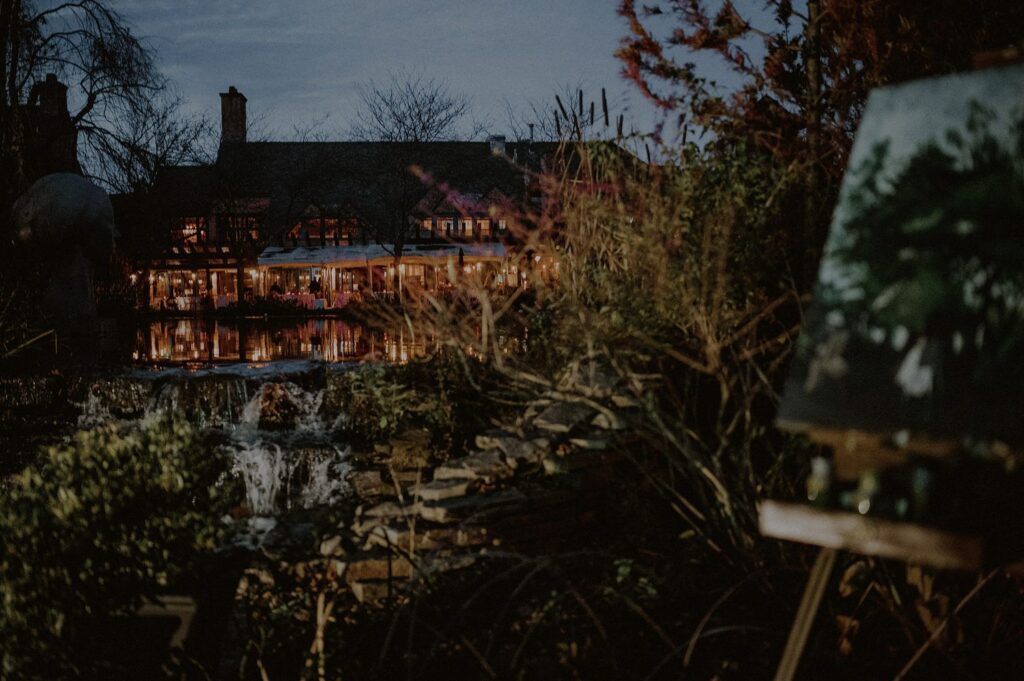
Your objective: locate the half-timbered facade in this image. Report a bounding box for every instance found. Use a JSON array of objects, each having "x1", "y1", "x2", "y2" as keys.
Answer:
[{"x1": 118, "y1": 85, "x2": 561, "y2": 312}]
